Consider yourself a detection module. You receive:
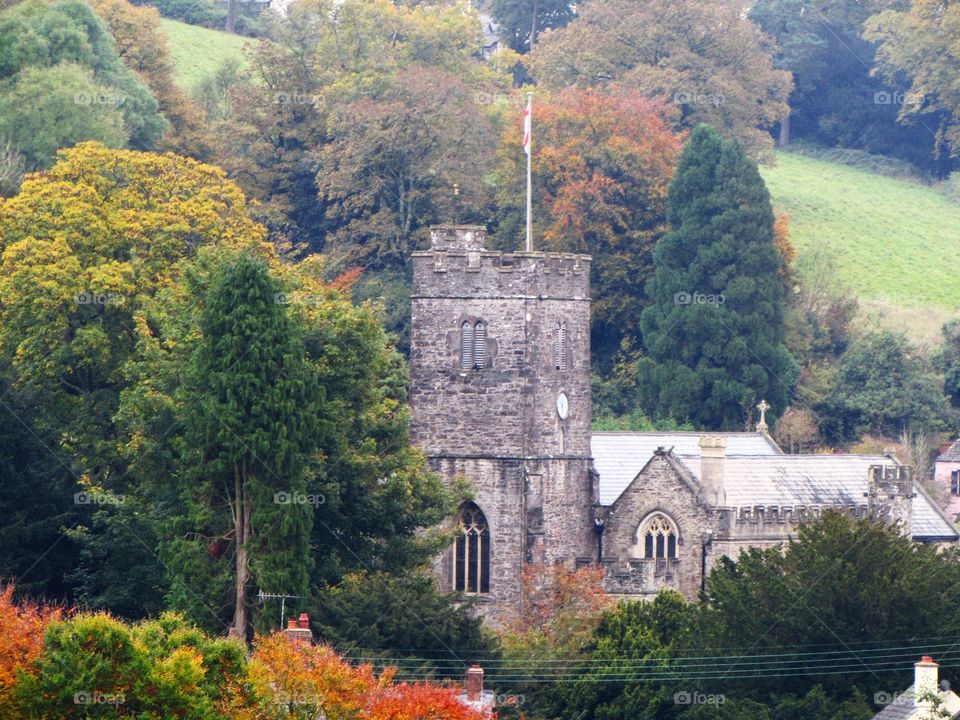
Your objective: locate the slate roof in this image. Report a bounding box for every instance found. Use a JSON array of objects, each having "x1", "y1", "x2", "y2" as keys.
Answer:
[
  {"x1": 872, "y1": 686, "x2": 918, "y2": 720},
  {"x1": 869, "y1": 684, "x2": 960, "y2": 720},
  {"x1": 591, "y1": 433, "x2": 959, "y2": 542},
  {"x1": 591, "y1": 432, "x2": 781, "y2": 505},
  {"x1": 937, "y1": 439, "x2": 960, "y2": 462}
]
